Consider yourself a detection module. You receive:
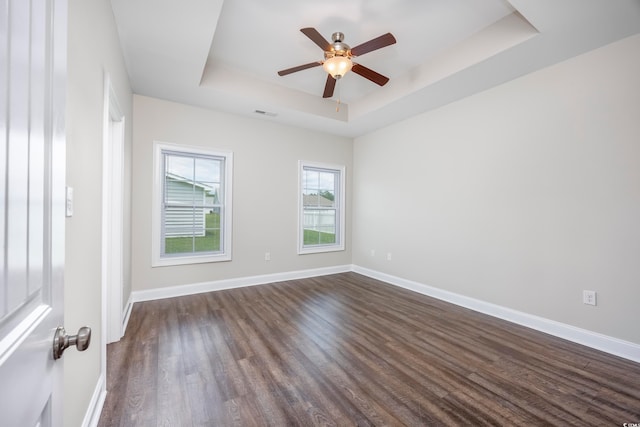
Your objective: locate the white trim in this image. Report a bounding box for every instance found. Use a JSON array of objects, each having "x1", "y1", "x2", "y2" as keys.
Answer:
[
  {"x1": 297, "y1": 161, "x2": 346, "y2": 255},
  {"x1": 152, "y1": 252, "x2": 231, "y2": 267},
  {"x1": 121, "y1": 293, "x2": 134, "y2": 337},
  {"x1": 352, "y1": 265, "x2": 640, "y2": 364},
  {"x1": 151, "y1": 141, "x2": 233, "y2": 267},
  {"x1": 80, "y1": 373, "x2": 106, "y2": 427},
  {"x1": 103, "y1": 73, "x2": 125, "y2": 345},
  {"x1": 107, "y1": 118, "x2": 125, "y2": 336},
  {"x1": 131, "y1": 265, "x2": 352, "y2": 303}
]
